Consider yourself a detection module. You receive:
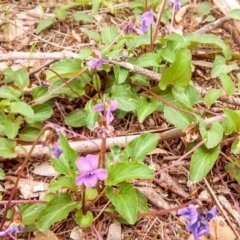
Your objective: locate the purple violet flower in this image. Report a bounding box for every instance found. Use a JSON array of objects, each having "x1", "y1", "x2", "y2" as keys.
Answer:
[
  {"x1": 51, "y1": 143, "x2": 63, "y2": 159},
  {"x1": 75, "y1": 154, "x2": 108, "y2": 188},
  {"x1": 140, "y1": 11, "x2": 154, "y2": 33},
  {"x1": 93, "y1": 99, "x2": 118, "y2": 124},
  {"x1": 87, "y1": 50, "x2": 109, "y2": 69},
  {"x1": 178, "y1": 205, "x2": 217, "y2": 240},
  {"x1": 125, "y1": 23, "x2": 137, "y2": 34},
  {"x1": 0, "y1": 221, "x2": 24, "y2": 236},
  {"x1": 170, "y1": 0, "x2": 181, "y2": 10}
]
